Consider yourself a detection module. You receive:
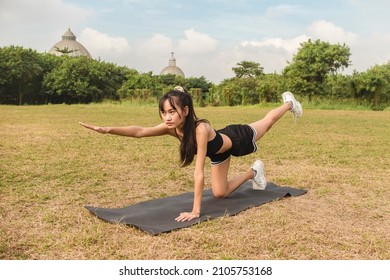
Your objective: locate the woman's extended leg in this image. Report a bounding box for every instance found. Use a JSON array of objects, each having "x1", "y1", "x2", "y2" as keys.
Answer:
[
  {"x1": 250, "y1": 92, "x2": 302, "y2": 141},
  {"x1": 250, "y1": 102, "x2": 291, "y2": 141},
  {"x1": 210, "y1": 158, "x2": 254, "y2": 198}
]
